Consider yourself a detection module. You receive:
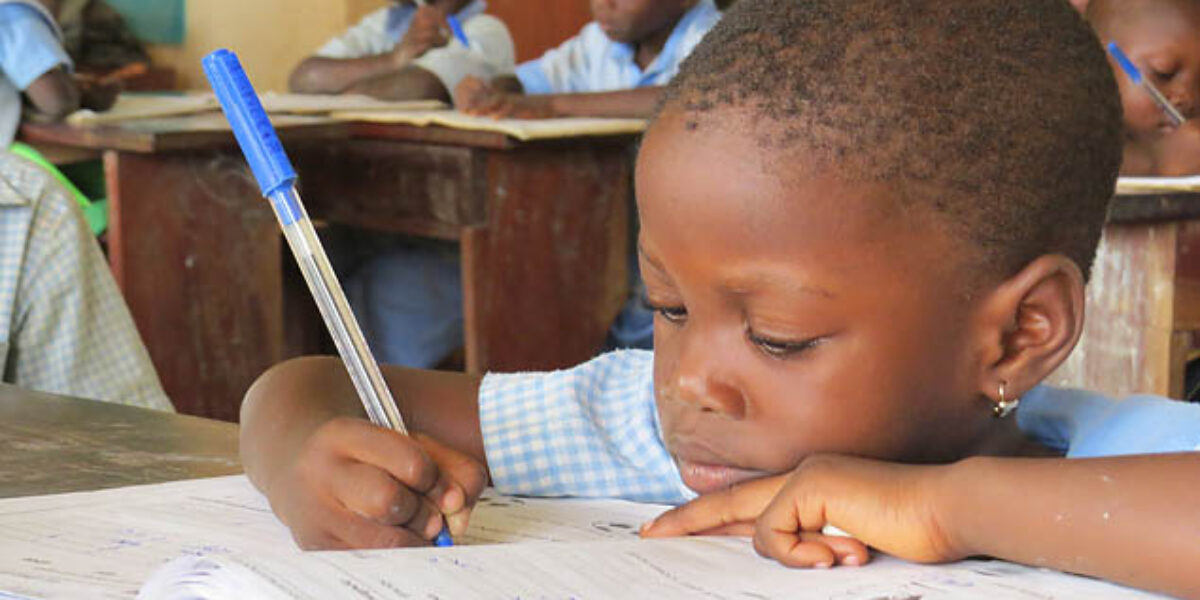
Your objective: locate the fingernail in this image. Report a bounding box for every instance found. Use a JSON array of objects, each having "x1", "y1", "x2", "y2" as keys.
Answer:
[
  {"x1": 843, "y1": 555, "x2": 861, "y2": 566},
  {"x1": 441, "y1": 486, "x2": 463, "y2": 512},
  {"x1": 639, "y1": 520, "x2": 655, "y2": 535},
  {"x1": 814, "y1": 562, "x2": 832, "y2": 569}
]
